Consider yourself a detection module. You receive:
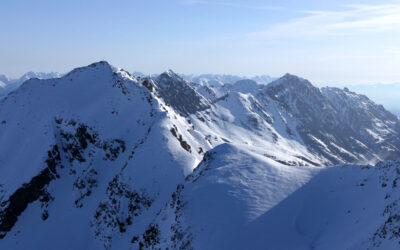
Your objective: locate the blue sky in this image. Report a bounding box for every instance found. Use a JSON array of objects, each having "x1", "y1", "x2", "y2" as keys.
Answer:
[{"x1": 1, "y1": 0, "x2": 400, "y2": 84}]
